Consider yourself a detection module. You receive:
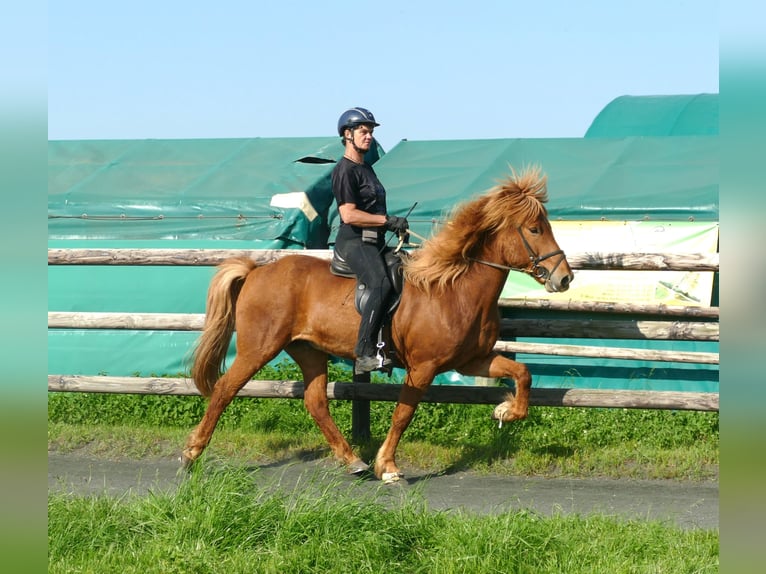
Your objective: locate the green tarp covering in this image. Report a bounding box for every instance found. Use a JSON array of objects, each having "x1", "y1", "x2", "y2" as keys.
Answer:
[
  {"x1": 585, "y1": 94, "x2": 718, "y2": 137},
  {"x1": 49, "y1": 137, "x2": 381, "y2": 248},
  {"x1": 372, "y1": 136, "x2": 718, "y2": 248},
  {"x1": 49, "y1": 134, "x2": 718, "y2": 248}
]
